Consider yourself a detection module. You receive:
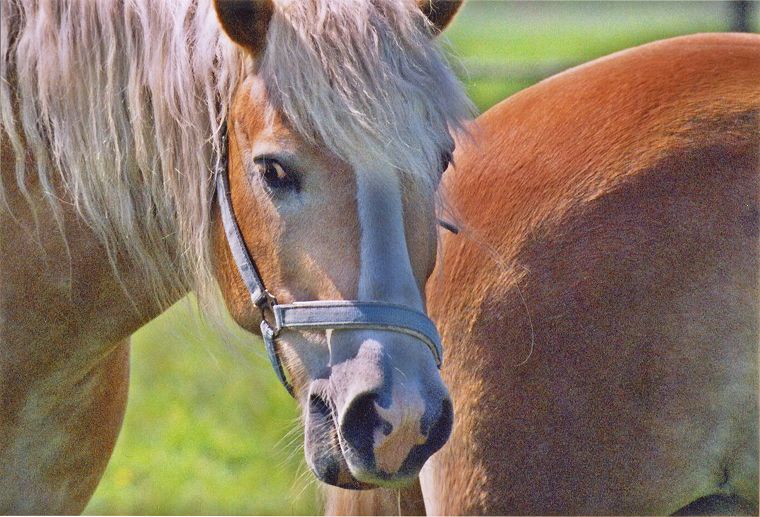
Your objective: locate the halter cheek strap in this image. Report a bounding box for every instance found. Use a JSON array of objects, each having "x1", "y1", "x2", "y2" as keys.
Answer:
[{"x1": 215, "y1": 125, "x2": 443, "y2": 397}]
